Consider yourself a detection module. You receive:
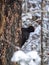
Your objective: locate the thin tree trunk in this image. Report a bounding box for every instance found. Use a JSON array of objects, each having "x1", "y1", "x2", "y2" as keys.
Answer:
[{"x1": 41, "y1": 0, "x2": 44, "y2": 65}]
